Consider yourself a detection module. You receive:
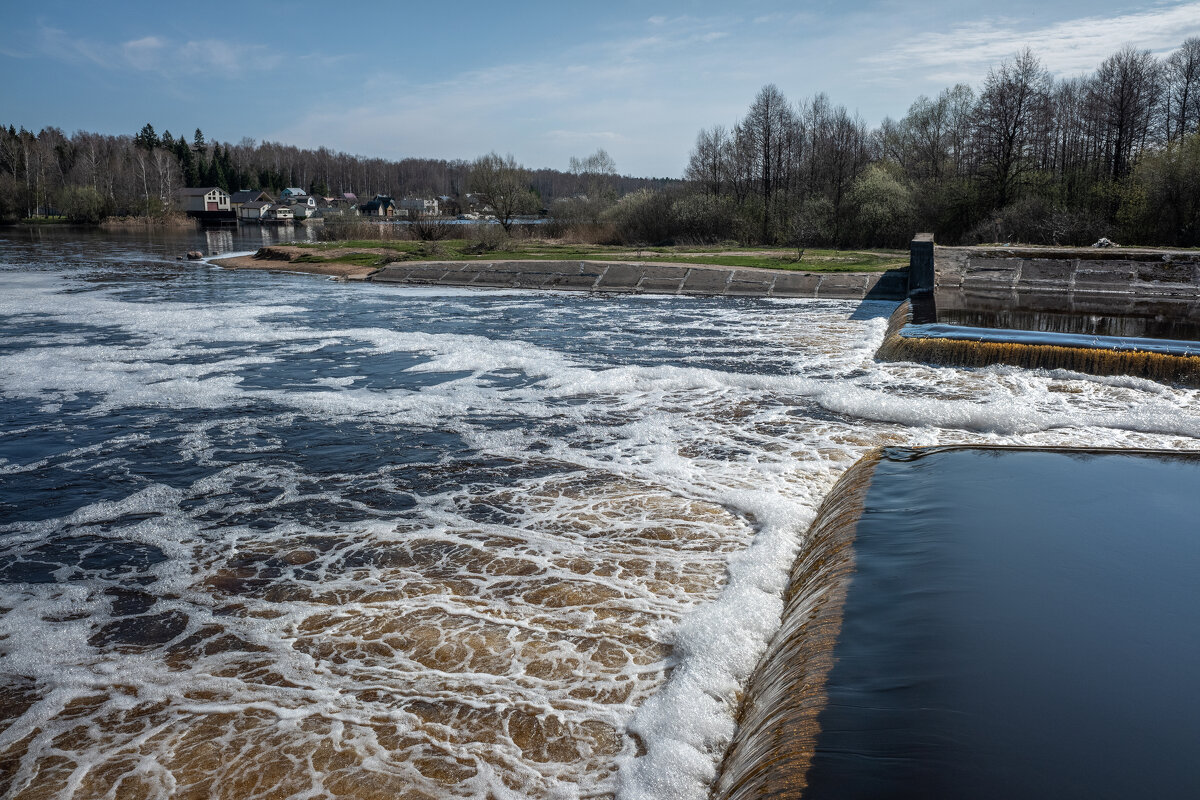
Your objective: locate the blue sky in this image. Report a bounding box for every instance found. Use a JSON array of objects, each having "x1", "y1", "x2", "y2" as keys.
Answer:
[{"x1": 3, "y1": 1, "x2": 1199, "y2": 177}]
